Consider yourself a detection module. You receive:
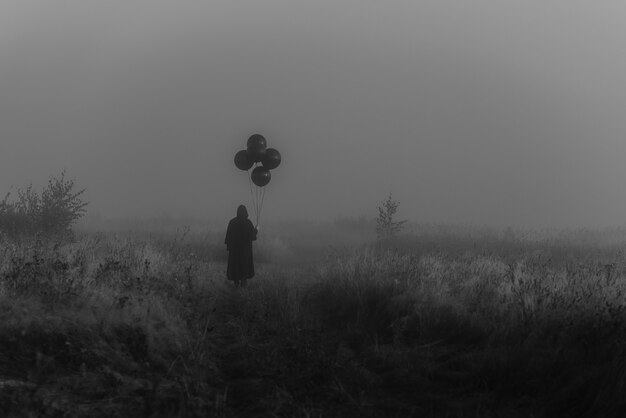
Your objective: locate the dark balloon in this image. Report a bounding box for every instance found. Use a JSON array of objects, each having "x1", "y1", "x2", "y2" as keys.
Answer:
[
  {"x1": 251, "y1": 166, "x2": 271, "y2": 187},
  {"x1": 247, "y1": 144, "x2": 267, "y2": 163},
  {"x1": 247, "y1": 134, "x2": 267, "y2": 150},
  {"x1": 261, "y1": 148, "x2": 281, "y2": 170},
  {"x1": 234, "y1": 150, "x2": 253, "y2": 170}
]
